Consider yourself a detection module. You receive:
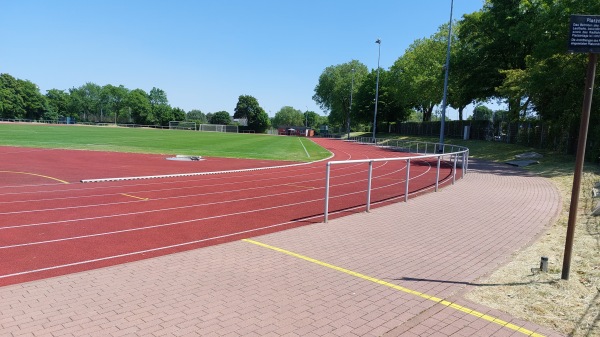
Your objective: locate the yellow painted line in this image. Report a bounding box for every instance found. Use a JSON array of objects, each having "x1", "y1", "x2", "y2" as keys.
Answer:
[
  {"x1": 0, "y1": 170, "x2": 69, "y2": 184},
  {"x1": 242, "y1": 239, "x2": 545, "y2": 337},
  {"x1": 120, "y1": 193, "x2": 149, "y2": 201}
]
